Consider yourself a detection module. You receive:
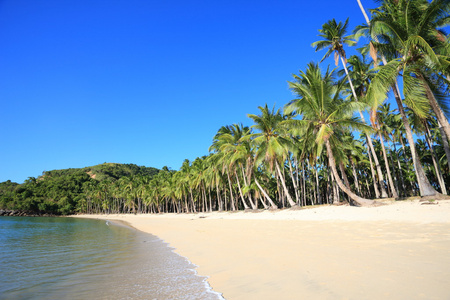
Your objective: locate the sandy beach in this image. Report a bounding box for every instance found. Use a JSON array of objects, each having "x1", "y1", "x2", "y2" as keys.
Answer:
[{"x1": 73, "y1": 200, "x2": 450, "y2": 300}]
